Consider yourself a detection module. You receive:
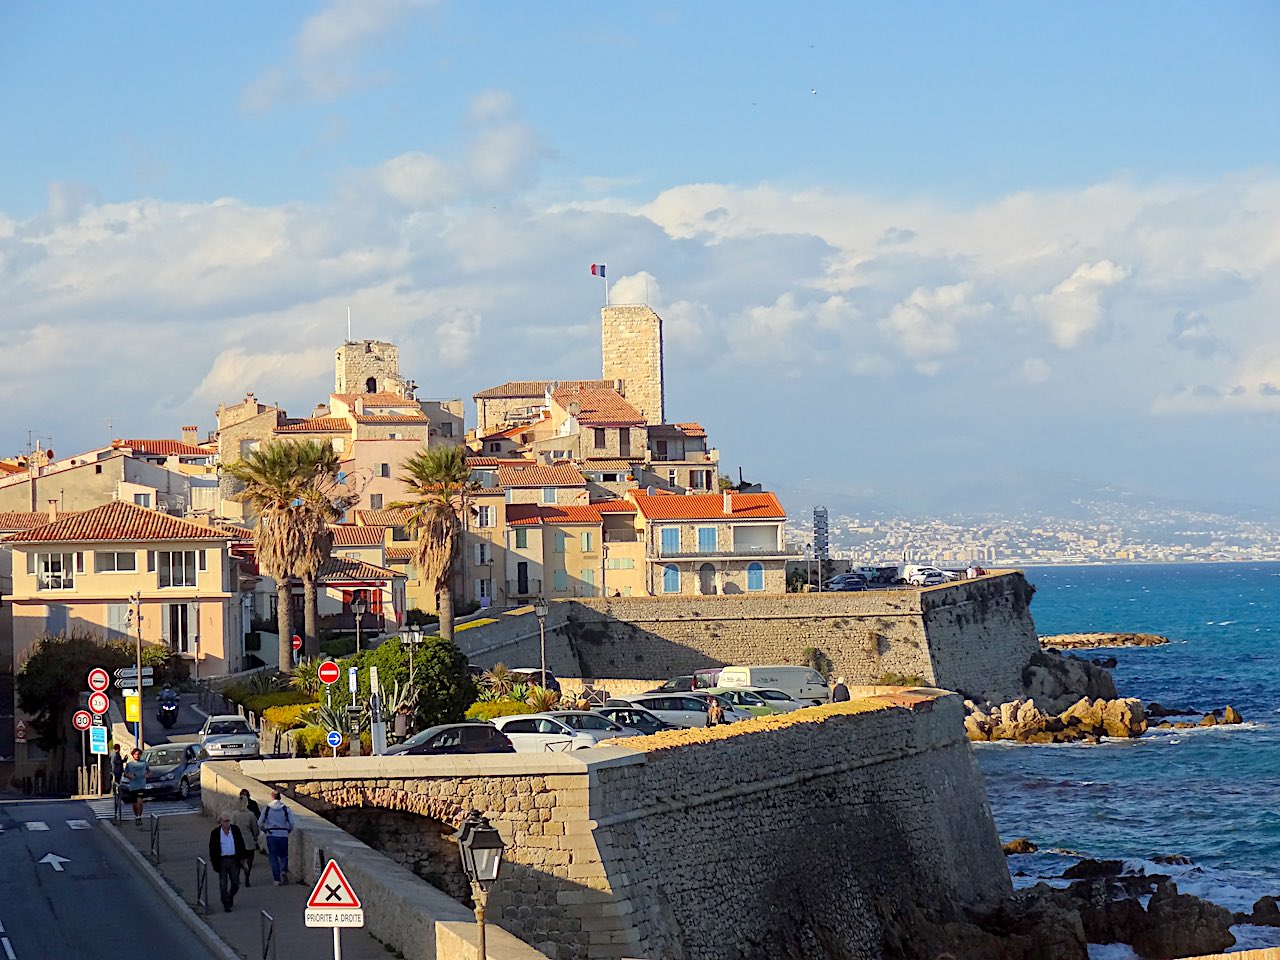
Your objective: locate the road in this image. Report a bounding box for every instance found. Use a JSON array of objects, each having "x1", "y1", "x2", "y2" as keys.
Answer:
[
  {"x1": 145, "y1": 691, "x2": 206, "y2": 748},
  {"x1": 0, "y1": 798, "x2": 210, "y2": 960}
]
